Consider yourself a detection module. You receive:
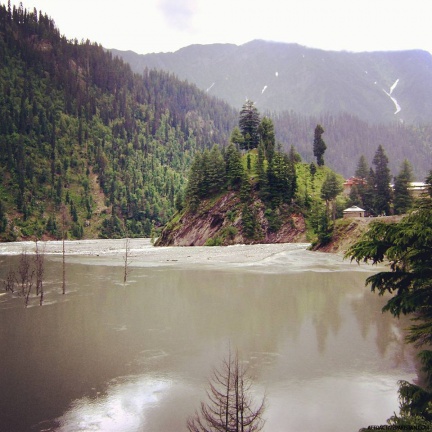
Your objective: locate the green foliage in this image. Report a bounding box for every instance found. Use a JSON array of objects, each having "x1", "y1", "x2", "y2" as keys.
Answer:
[
  {"x1": 289, "y1": 145, "x2": 302, "y2": 163},
  {"x1": 241, "y1": 203, "x2": 261, "y2": 240},
  {"x1": 258, "y1": 116, "x2": 275, "y2": 162},
  {"x1": 204, "y1": 236, "x2": 223, "y2": 246},
  {"x1": 320, "y1": 172, "x2": 343, "y2": 202},
  {"x1": 240, "y1": 173, "x2": 252, "y2": 203},
  {"x1": 222, "y1": 225, "x2": 238, "y2": 240},
  {"x1": 225, "y1": 143, "x2": 244, "y2": 190},
  {"x1": 230, "y1": 126, "x2": 244, "y2": 148},
  {"x1": 266, "y1": 151, "x2": 297, "y2": 207},
  {"x1": 355, "y1": 154, "x2": 369, "y2": 179},
  {"x1": 386, "y1": 381, "x2": 432, "y2": 427},
  {"x1": 265, "y1": 208, "x2": 282, "y2": 233},
  {"x1": 226, "y1": 210, "x2": 236, "y2": 222},
  {"x1": 270, "y1": 111, "x2": 430, "y2": 180},
  {"x1": 313, "y1": 124, "x2": 327, "y2": 166},
  {"x1": 0, "y1": 199, "x2": 7, "y2": 232},
  {"x1": 346, "y1": 180, "x2": 432, "y2": 425},
  {"x1": 393, "y1": 159, "x2": 414, "y2": 215},
  {"x1": 238, "y1": 100, "x2": 261, "y2": 150},
  {"x1": 372, "y1": 145, "x2": 392, "y2": 215},
  {"x1": 256, "y1": 142, "x2": 267, "y2": 195},
  {"x1": 320, "y1": 171, "x2": 343, "y2": 221}
]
